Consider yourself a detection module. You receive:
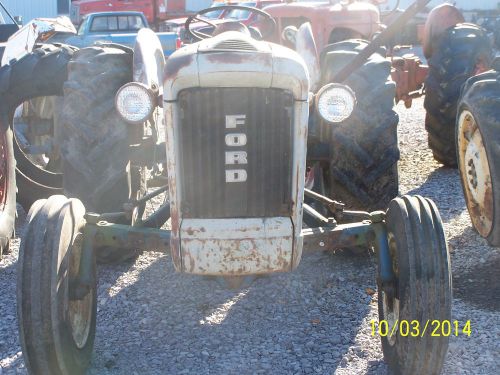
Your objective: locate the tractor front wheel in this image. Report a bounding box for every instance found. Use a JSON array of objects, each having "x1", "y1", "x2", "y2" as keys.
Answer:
[
  {"x1": 17, "y1": 195, "x2": 96, "y2": 375},
  {"x1": 379, "y1": 195, "x2": 451, "y2": 375}
]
